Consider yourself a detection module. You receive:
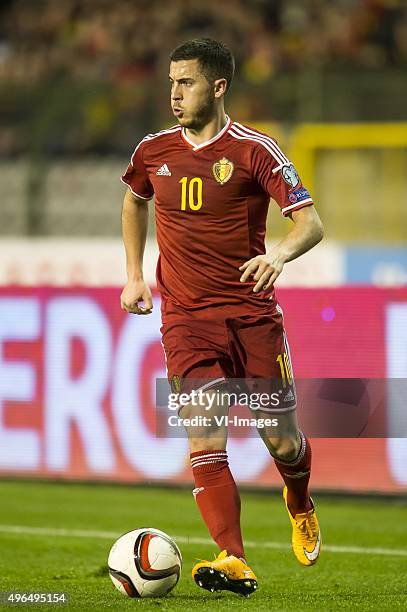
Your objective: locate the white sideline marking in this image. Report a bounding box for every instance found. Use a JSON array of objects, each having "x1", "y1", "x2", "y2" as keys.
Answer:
[{"x1": 0, "y1": 524, "x2": 406, "y2": 558}]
